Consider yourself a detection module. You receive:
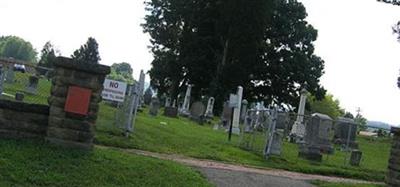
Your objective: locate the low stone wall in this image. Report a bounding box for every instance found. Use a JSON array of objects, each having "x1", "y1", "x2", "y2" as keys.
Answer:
[
  {"x1": 387, "y1": 127, "x2": 400, "y2": 186},
  {"x1": 0, "y1": 100, "x2": 49, "y2": 139}
]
